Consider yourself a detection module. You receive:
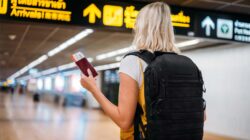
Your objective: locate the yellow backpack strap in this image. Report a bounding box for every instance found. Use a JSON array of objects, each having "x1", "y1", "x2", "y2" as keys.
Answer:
[
  {"x1": 136, "y1": 58, "x2": 147, "y2": 139},
  {"x1": 138, "y1": 58, "x2": 144, "y2": 87}
]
